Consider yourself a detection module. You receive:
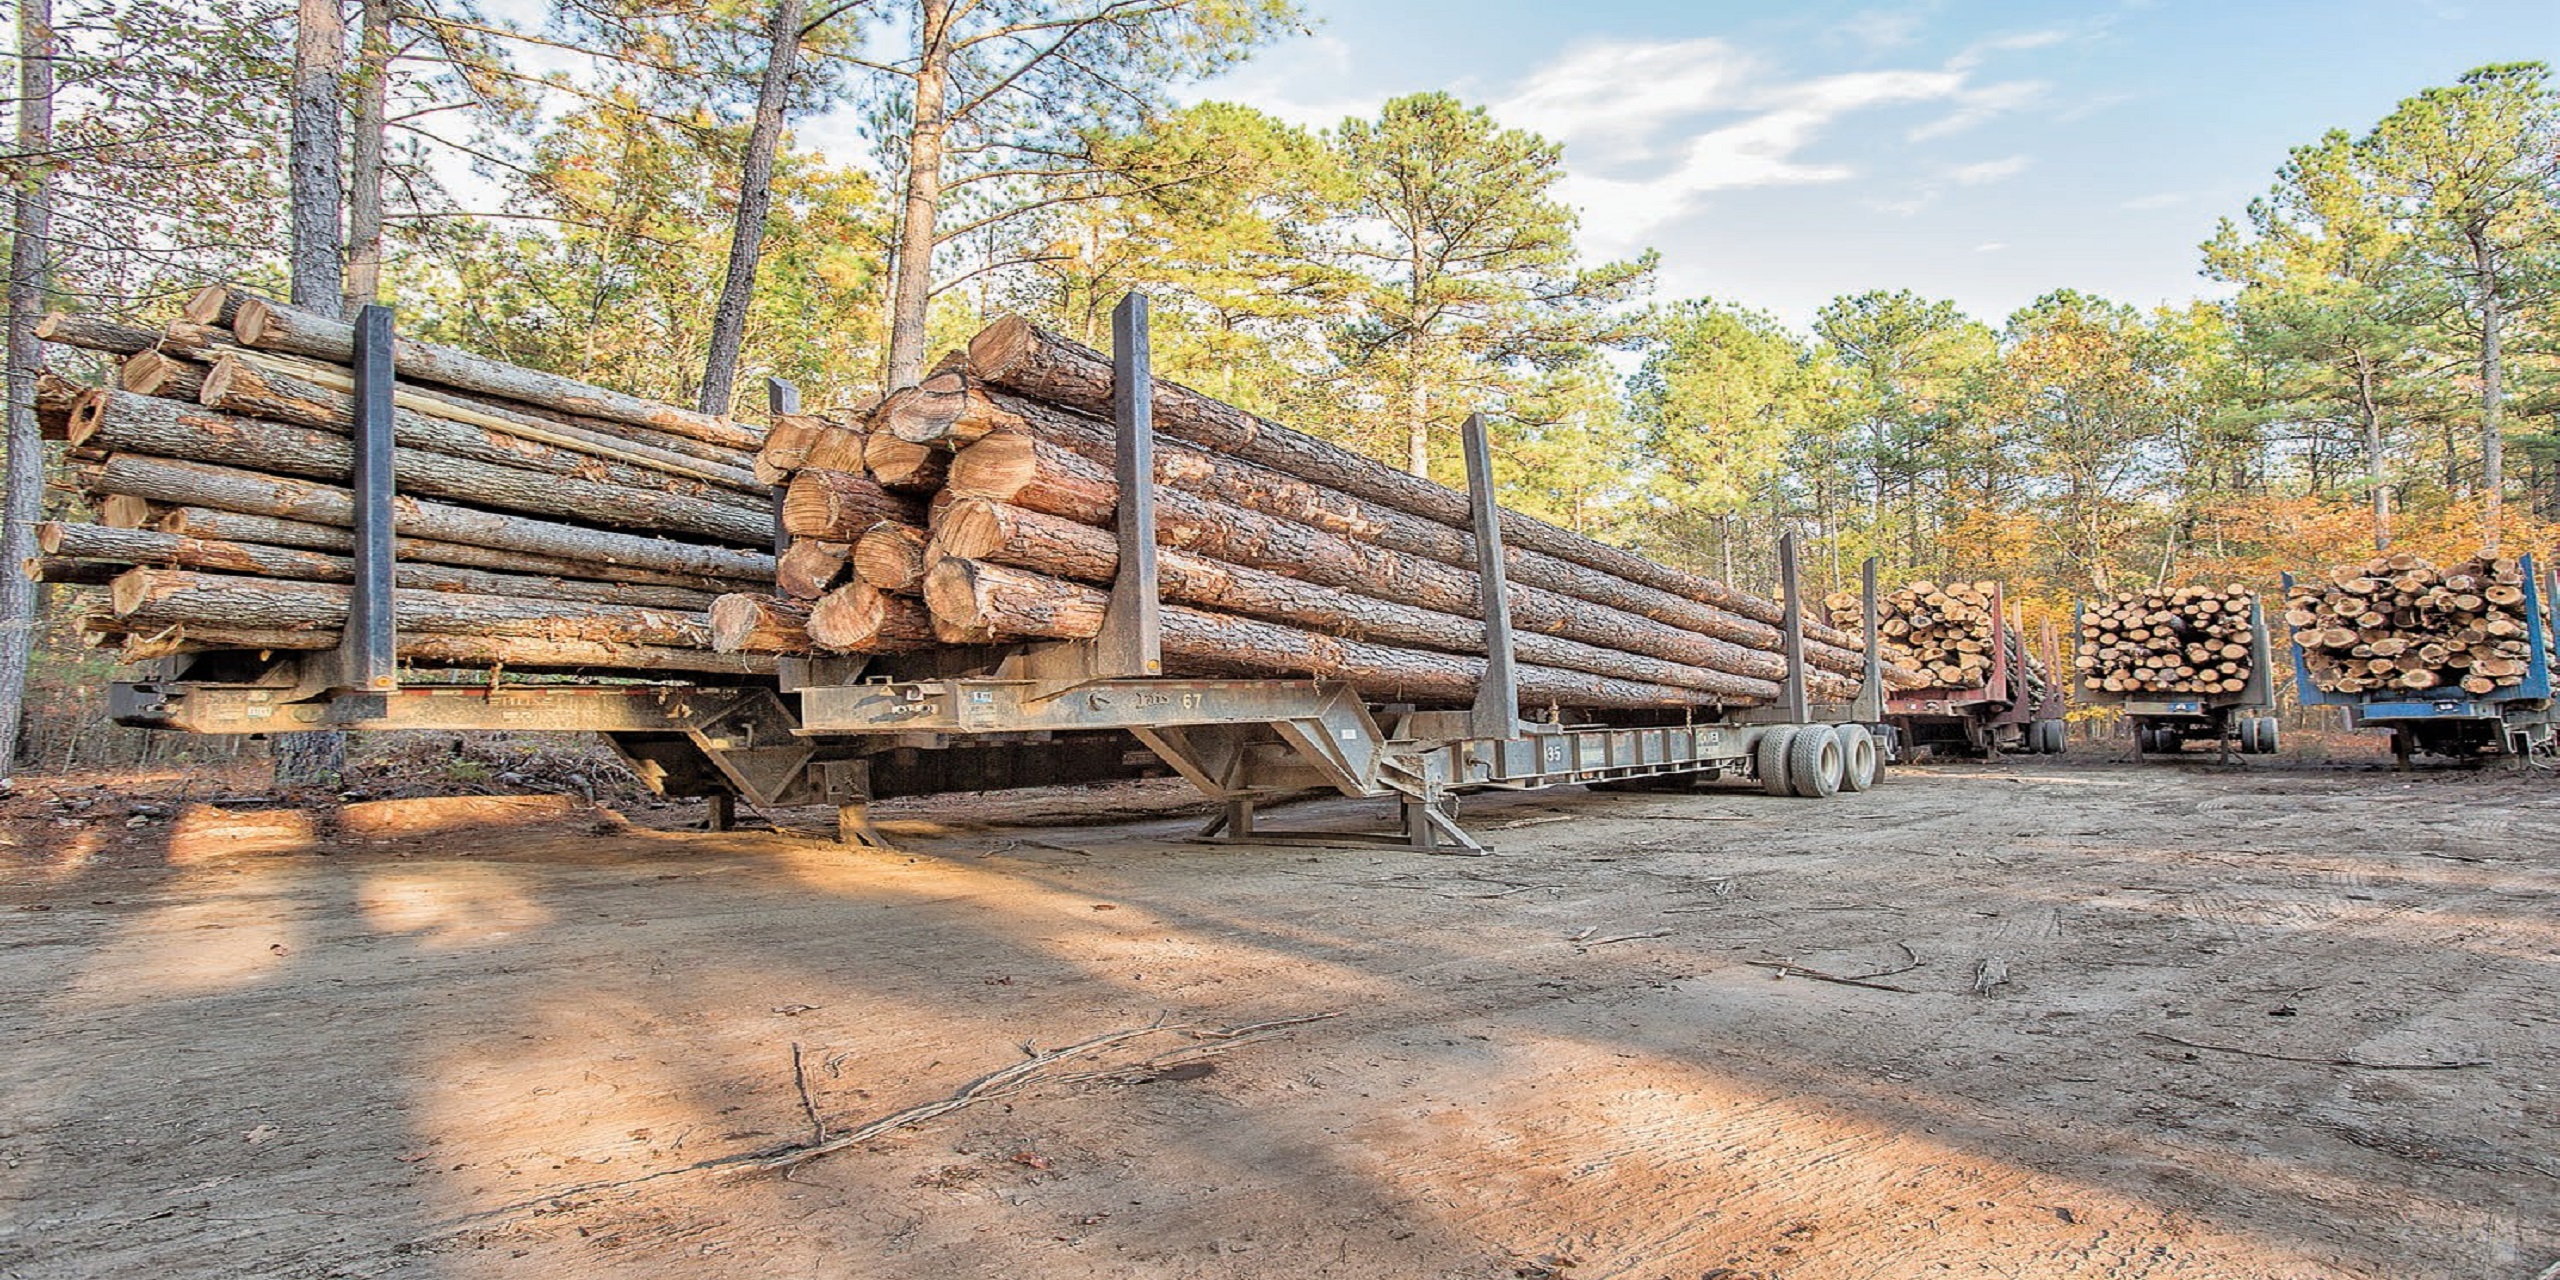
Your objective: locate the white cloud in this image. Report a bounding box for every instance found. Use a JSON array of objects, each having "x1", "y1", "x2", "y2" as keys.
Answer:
[
  {"x1": 1498, "y1": 38, "x2": 2048, "y2": 258},
  {"x1": 1831, "y1": 7, "x2": 1929, "y2": 52},
  {"x1": 1950, "y1": 155, "x2": 2030, "y2": 185},
  {"x1": 1975, "y1": 241, "x2": 2009, "y2": 252}
]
